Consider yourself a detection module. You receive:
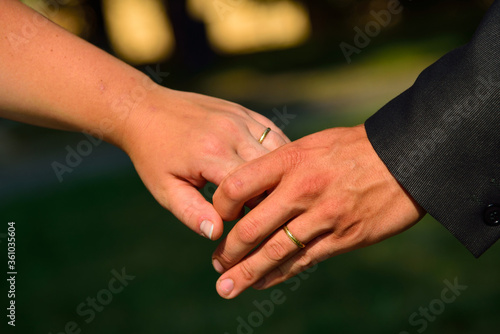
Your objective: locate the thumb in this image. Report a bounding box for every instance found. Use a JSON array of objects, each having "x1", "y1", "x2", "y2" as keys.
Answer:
[{"x1": 163, "y1": 178, "x2": 224, "y2": 241}]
